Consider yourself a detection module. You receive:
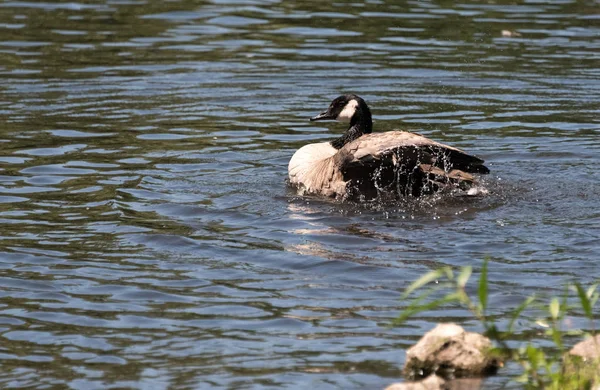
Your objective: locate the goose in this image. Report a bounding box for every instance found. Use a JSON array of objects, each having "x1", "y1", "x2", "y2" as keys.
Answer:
[{"x1": 288, "y1": 94, "x2": 489, "y2": 199}]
